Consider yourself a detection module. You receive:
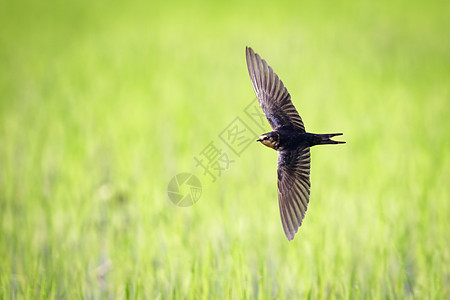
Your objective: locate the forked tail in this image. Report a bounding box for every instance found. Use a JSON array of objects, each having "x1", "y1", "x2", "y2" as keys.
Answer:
[{"x1": 315, "y1": 133, "x2": 345, "y2": 145}]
